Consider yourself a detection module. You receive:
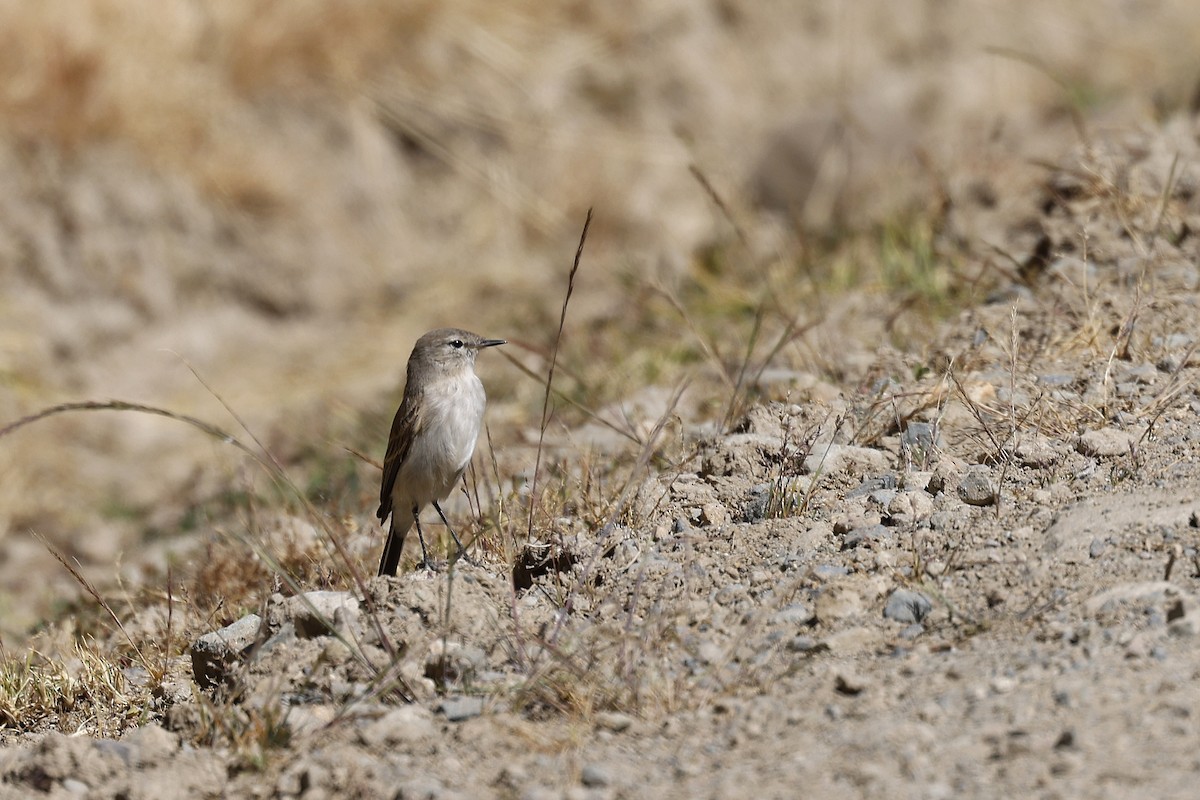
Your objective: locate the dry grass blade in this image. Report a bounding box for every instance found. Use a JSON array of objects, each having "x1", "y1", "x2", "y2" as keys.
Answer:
[
  {"x1": 497, "y1": 344, "x2": 640, "y2": 445},
  {"x1": 32, "y1": 532, "x2": 156, "y2": 680},
  {"x1": 526, "y1": 207, "x2": 593, "y2": 539},
  {"x1": 689, "y1": 163, "x2": 750, "y2": 248},
  {"x1": 0, "y1": 400, "x2": 259, "y2": 461}
]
